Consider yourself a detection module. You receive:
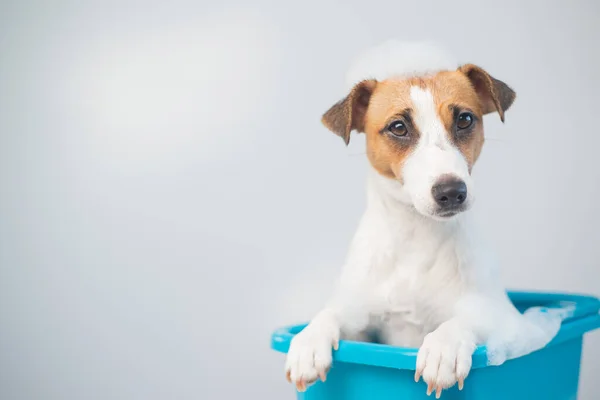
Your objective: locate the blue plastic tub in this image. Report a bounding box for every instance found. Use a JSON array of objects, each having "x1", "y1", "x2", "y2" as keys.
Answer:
[{"x1": 271, "y1": 291, "x2": 600, "y2": 400}]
